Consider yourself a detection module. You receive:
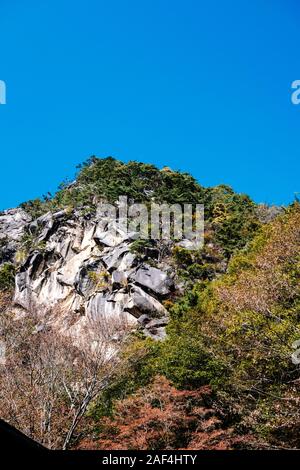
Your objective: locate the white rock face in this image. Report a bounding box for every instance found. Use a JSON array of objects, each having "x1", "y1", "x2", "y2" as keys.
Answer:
[
  {"x1": 0, "y1": 208, "x2": 32, "y2": 264},
  {"x1": 8, "y1": 208, "x2": 174, "y2": 340},
  {"x1": 0, "y1": 208, "x2": 31, "y2": 242}
]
